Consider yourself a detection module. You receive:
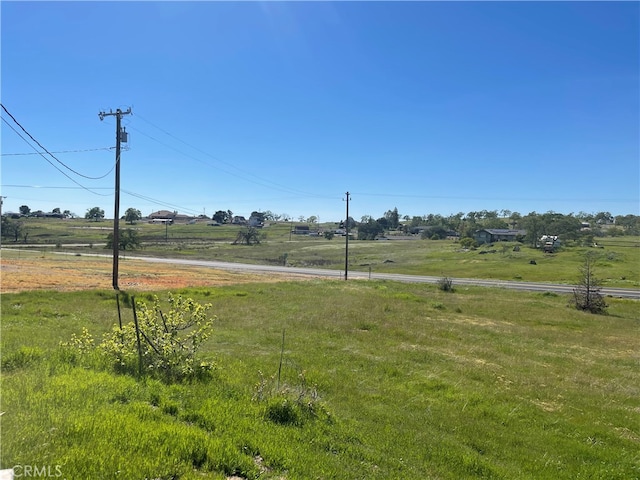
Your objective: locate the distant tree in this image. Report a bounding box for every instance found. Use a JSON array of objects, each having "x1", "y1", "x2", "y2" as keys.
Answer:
[
  {"x1": 280, "y1": 213, "x2": 291, "y2": 222},
  {"x1": 520, "y1": 212, "x2": 542, "y2": 247},
  {"x1": 323, "y1": 231, "x2": 335, "y2": 240},
  {"x1": 1, "y1": 217, "x2": 26, "y2": 242},
  {"x1": 262, "y1": 210, "x2": 276, "y2": 221},
  {"x1": 572, "y1": 253, "x2": 607, "y2": 314},
  {"x1": 52, "y1": 207, "x2": 61, "y2": 214},
  {"x1": 384, "y1": 207, "x2": 400, "y2": 229},
  {"x1": 508, "y1": 212, "x2": 522, "y2": 229},
  {"x1": 482, "y1": 217, "x2": 509, "y2": 229},
  {"x1": 19, "y1": 205, "x2": 30, "y2": 216},
  {"x1": 307, "y1": 215, "x2": 318, "y2": 224},
  {"x1": 233, "y1": 226, "x2": 262, "y2": 245},
  {"x1": 614, "y1": 214, "x2": 640, "y2": 235},
  {"x1": 358, "y1": 218, "x2": 384, "y2": 240},
  {"x1": 212, "y1": 210, "x2": 230, "y2": 224},
  {"x1": 594, "y1": 211, "x2": 614, "y2": 225},
  {"x1": 85, "y1": 207, "x2": 105, "y2": 222},
  {"x1": 106, "y1": 228, "x2": 142, "y2": 251},
  {"x1": 376, "y1": 217, "x2": 389, "y2": 230},
  {"x1": 124, "y1": 208, "x2": 142, "y2": 225},
  {"x1": 298, "y1": 215, "x2": 306, "y2": 222},
  {"x1": 420, "y1": 226, "x2": 447, "y2": 240}
]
